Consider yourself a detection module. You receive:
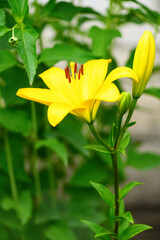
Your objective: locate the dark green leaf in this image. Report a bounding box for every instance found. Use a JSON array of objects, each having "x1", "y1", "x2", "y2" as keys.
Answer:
[
  {"x1": 89, "y1": 27, "x2": 121, "y2": 57},
  {"x1": 127, "y1": 150, "x2": 160, "y2": 170},
  {"x1": 36, "y1": 138, "x2": 68, "y2": 166},
  {"x1": 16, "y1": 24, "x2": 38, "y2": 84},
  {"x1": 39, "y1": 43, "x2": 95, "y2": 67},
  {"x1": 90, "y1": 182, "x2": 114, "y2": 208},
  {"x1": 84, "y1": 144, "x2": 110, "y2": 154},
  {"x1": 115, "y1": 211, "x2": 134, "y2": 224},
  {"x1": 127, "y1": 121, "x2": 136, "y2": 128},
  {"x1": 0, "y1": 26, "x2": 10, "y2": 37},
  {"x1": 0, "y1": 50, "x2": 17, "y2": 72},
  {"x1": 0, "y1": 208, "x2": 23, "y2": 230},
  {"x1": 44, "y1": 222, "x2": 78, "y2": 240},
  {"x1": 125, "y1": 49, "x2": 135, "y2": 68},
  {"x1": 119, "y1": 182, "x2": 144, "y2": 200},
  {"x1": 0, "y1": 108, "x2": 31, "y2": 135},
  {"x1": 144, "y1": 87, "x2": 160, "y2": 99},
  {"x1": 49, "y1": 2, "x2": 100, "y2": 21},
  {"x1": 70, "y1": 157, "x2": 109, "y2": 187},
  {"x1": 119, "y1": 224, "x2": 152, "y2": 240},
  {"x1": 8, "y1": 0, "x2": 28, "y2": 22}
]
